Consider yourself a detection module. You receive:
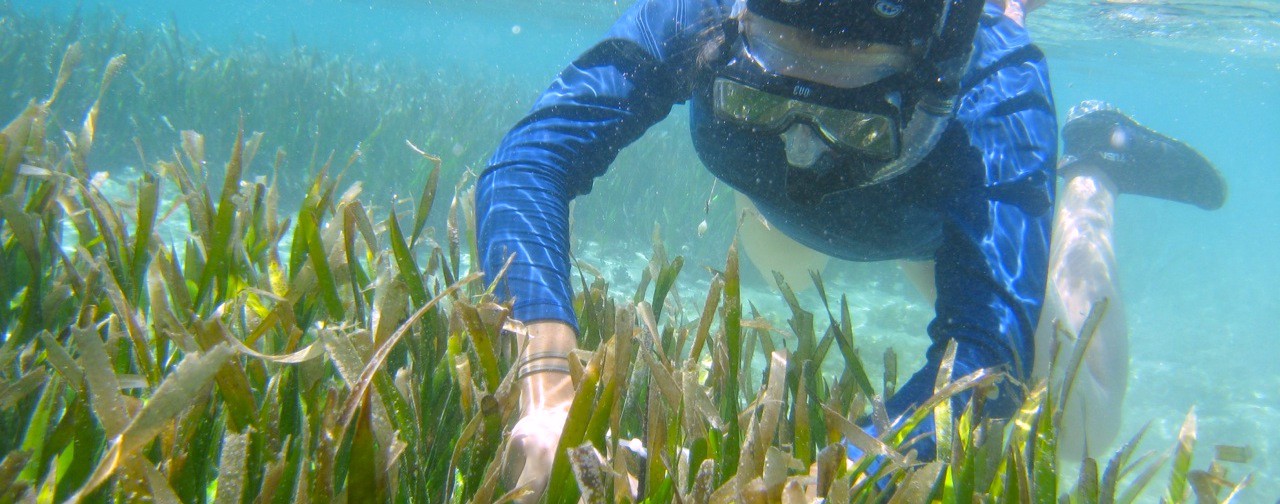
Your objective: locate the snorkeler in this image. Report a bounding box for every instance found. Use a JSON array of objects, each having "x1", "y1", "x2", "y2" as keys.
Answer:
[{"x1": 473, "y1": 0, "x2": 1227, "y2": 499}]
